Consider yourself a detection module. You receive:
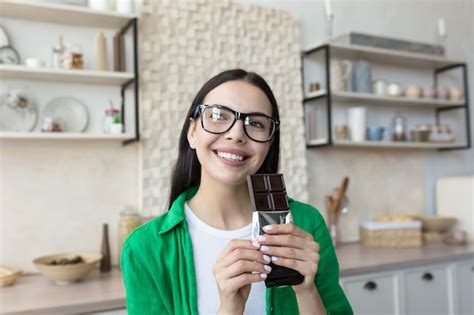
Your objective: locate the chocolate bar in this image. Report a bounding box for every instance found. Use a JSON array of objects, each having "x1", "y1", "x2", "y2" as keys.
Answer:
[{"x1": 247, "y1": 174, "x2": 304, "y2": 288}]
